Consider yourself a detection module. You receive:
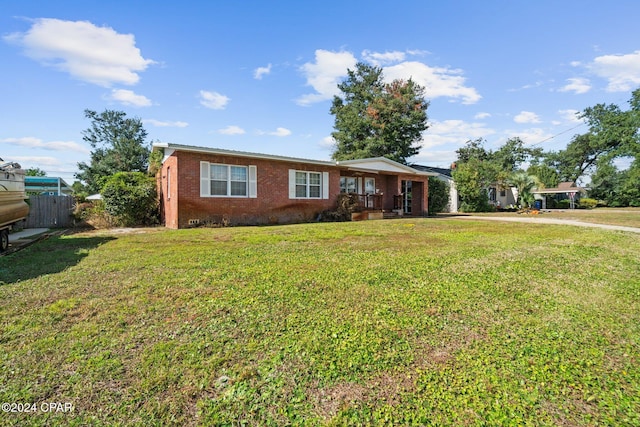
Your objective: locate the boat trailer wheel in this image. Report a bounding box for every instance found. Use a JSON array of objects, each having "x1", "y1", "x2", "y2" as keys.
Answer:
[{"x1": 0, "y1": 229, "x2": 9, "y2": 252}]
